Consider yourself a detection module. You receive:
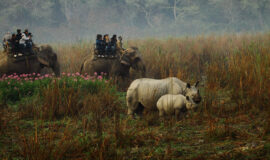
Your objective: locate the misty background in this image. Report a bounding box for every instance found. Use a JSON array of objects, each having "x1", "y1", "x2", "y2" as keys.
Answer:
[{"x1": 0, "y1": 0, "x2": 270, "y2": 43}]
